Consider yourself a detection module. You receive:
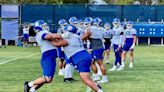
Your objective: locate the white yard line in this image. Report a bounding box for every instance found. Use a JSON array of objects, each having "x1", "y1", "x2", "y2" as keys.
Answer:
[{"x1": 0, "y1": 53, "x2": 39, "y2": 65}]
